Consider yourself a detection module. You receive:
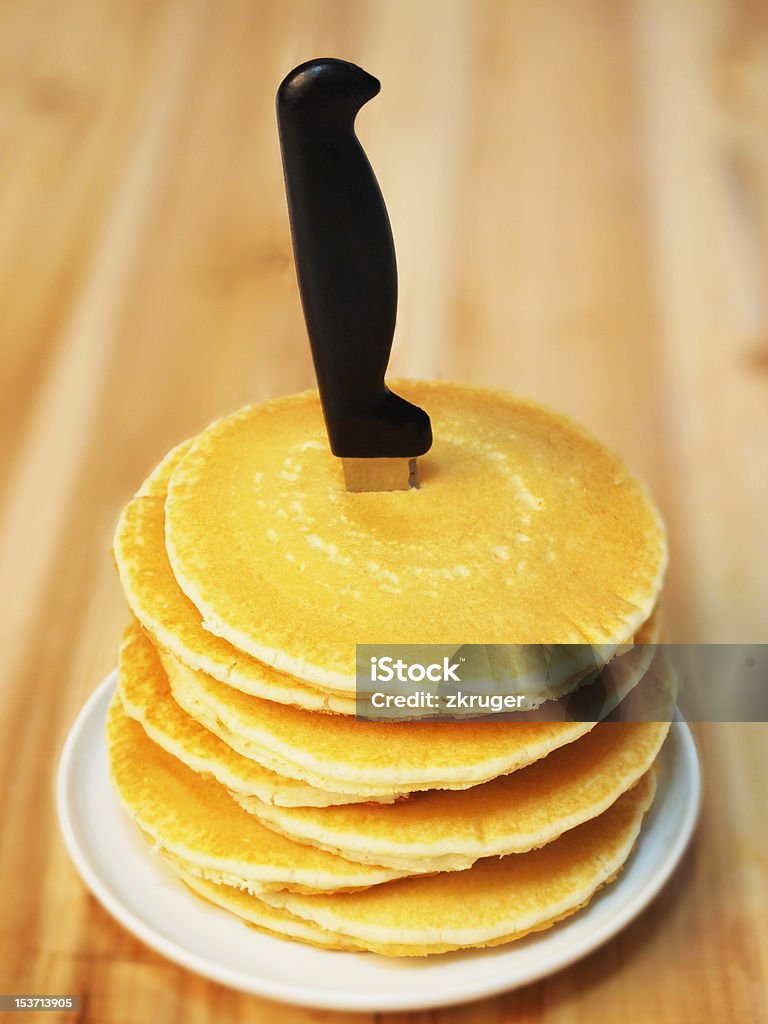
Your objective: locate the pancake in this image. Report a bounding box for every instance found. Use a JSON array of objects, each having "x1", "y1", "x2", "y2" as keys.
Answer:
[
  {"x1": 113, "y1": 441, "x2": 357, "y2": 715},
  {"x1": 173, "y1": 865, "x2": 602, "y2": 953},
  {"x1": 161, "y1": 644, "x2": 600, "y2": 794},
  {"x1": 164, "y1": 382, "x2": 667, "y2": 689},
  {"x1": 106, "y1": 696, "x2": 405, "y2": 892},
  {"x1": 232, "y1": 719, "x2": 670, "y2": 870},
  {"x1": 117, "y1": 621, "x2": 395, "y2": 806},
  {"x1": 159, "y1": 613, "x2": 666, "y2": 796},
  {"x1": 166, "y1": 772, "x2": 657, "y2": 956}
]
